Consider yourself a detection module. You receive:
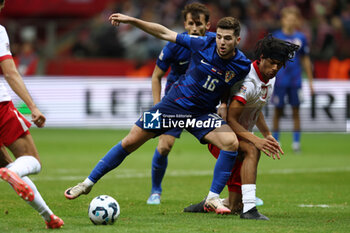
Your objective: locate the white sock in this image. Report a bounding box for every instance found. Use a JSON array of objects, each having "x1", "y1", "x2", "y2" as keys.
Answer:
[
  {"x1": 7, "y1": 156, "x2": 41, "y2": 177},
  {"x1": 207, "y1": 191, "x2": 219, "y2": 200},
  {"x1": 242, "y1": 184, "x2": 256, "y2": 213},
  {"x1": 21, "y1": 176, "x2": 53, "y2": 222},
  {"x1": 83, "y1": 177, "x2": 95, "y2": 187}
]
